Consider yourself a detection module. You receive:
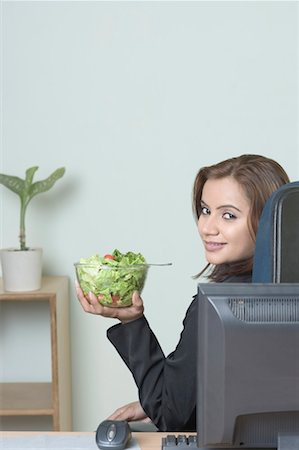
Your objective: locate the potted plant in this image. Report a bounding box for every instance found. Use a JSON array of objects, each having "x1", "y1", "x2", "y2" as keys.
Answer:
[{"x1": 0, "y1": 166, "x2": 65, "y2": 291}]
